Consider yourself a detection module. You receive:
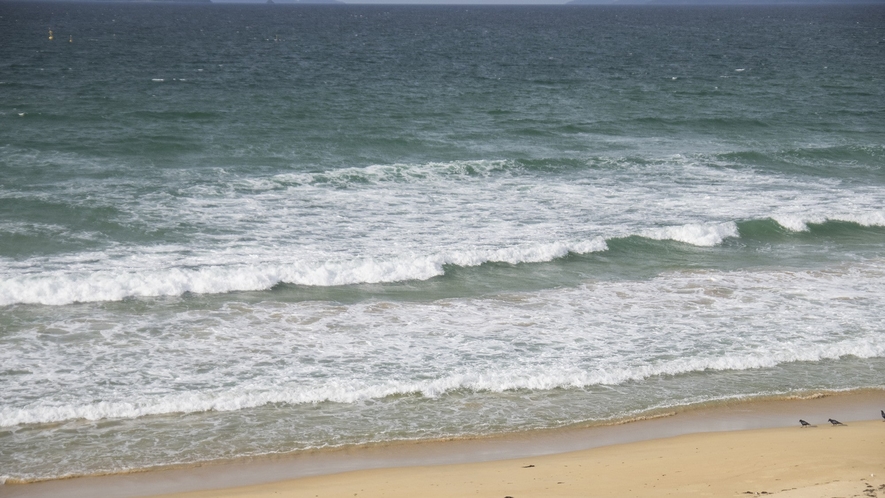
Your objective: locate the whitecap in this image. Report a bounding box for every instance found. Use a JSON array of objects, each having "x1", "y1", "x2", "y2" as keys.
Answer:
[
  {"x1": 0, "y1": 238, "x2": 609, "y2": 306},
  {"x1": 641, "y1": 221, "x2": 738, "y2": 247}
]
